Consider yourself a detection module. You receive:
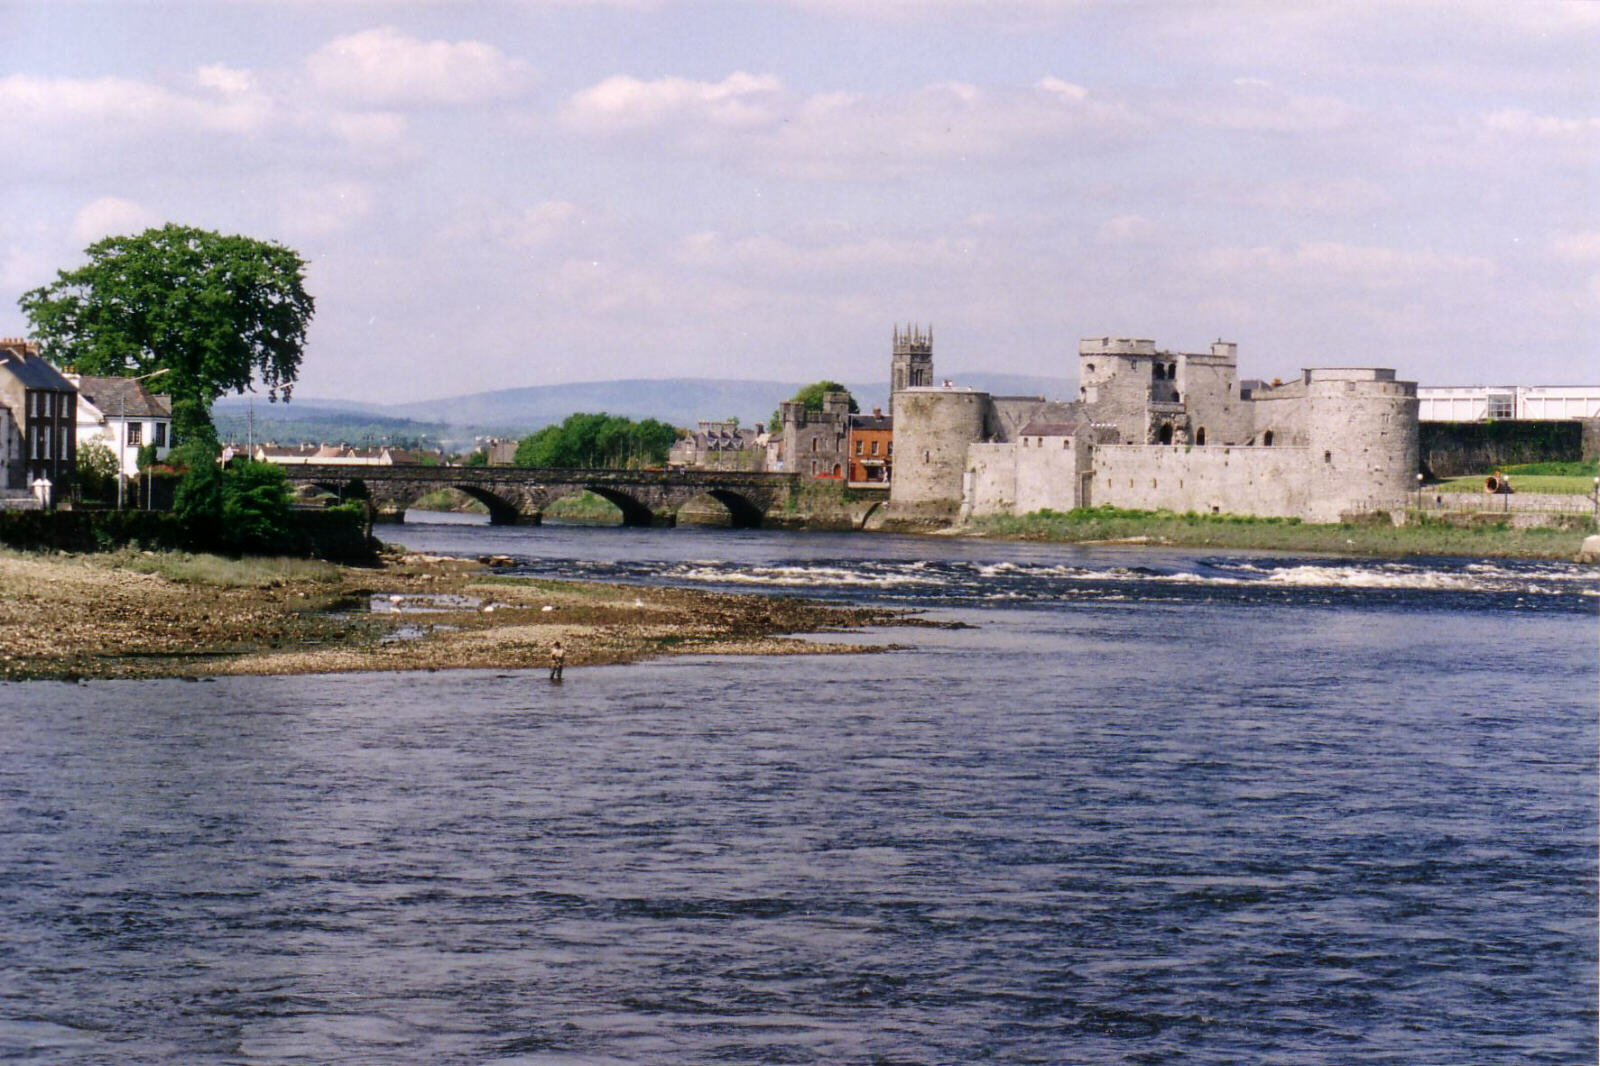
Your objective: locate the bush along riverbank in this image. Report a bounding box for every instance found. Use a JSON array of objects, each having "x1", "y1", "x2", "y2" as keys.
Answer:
[
  {"x1": 963, "y1": 506, "x2": 1596, "y2": 560},
  {"x1": 0, "y1": 504, "x2": 377, "y2": 563}
]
